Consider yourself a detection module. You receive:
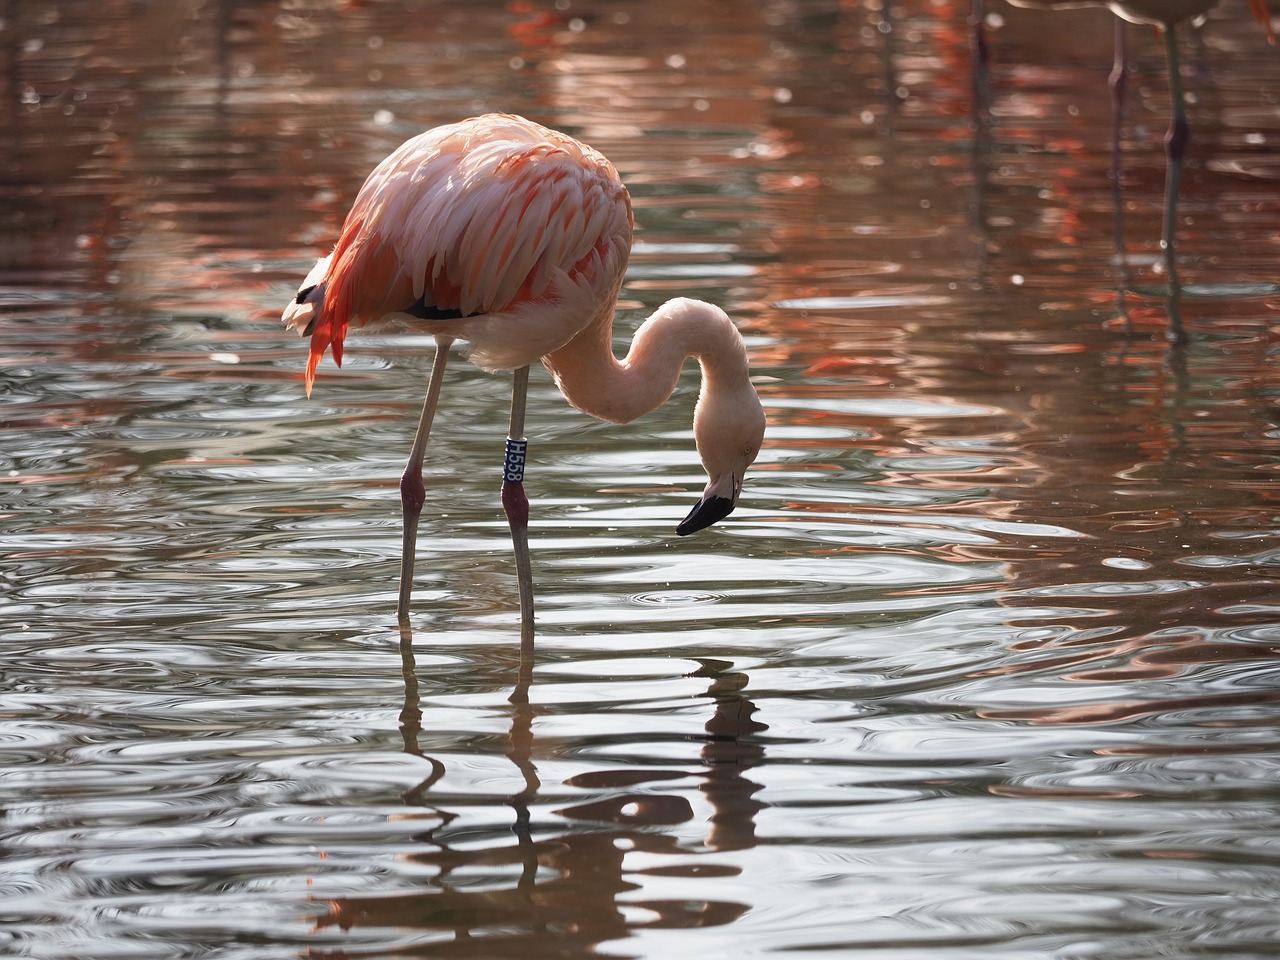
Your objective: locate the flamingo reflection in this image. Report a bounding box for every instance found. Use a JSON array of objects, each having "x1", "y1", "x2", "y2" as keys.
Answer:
[{"x1": 307, "y1": 636, "x2": 766, "y2": 955}]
